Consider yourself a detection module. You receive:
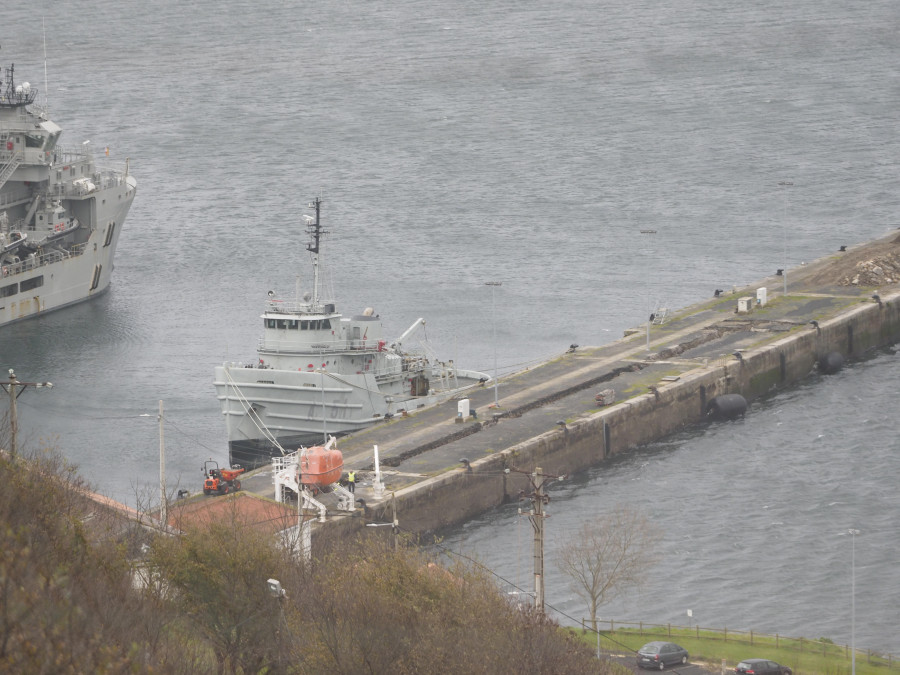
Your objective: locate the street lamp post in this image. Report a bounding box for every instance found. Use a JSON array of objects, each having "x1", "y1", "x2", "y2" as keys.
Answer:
[
  {"x1": 778, "y1": 181, "x2": 793, "y2": 296},
  {"x1": 158, "y1": 400, "x2": 166, "y2": 527},
  {"x1": 639, "y1": 230, "x2": 656, "y2": 351},
  {"x1": 849, "y1": 528, "x2": 860, "y2": 675},
  {"x1": 485, "y1": 281, "x2": 502, "y2": 408}
]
